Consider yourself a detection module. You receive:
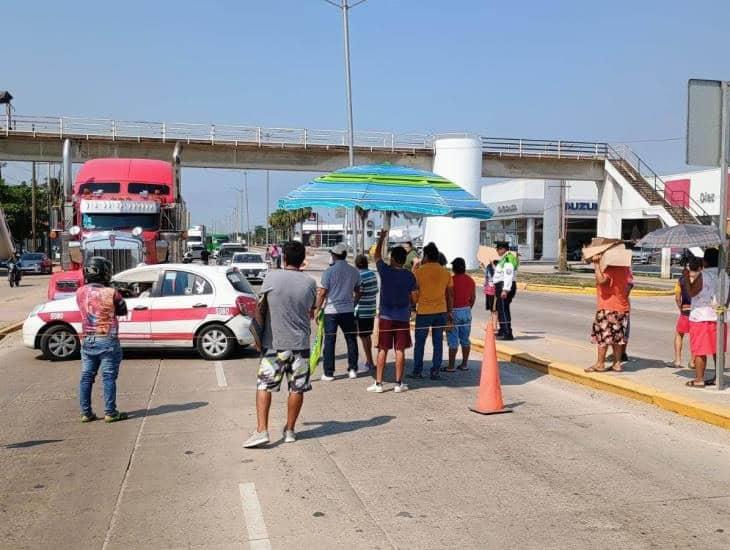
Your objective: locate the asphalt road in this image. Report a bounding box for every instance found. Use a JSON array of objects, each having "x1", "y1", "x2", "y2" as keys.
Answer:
[
  {"x1": 472, "y1": 289, "x2": 679, "y2": 365},
  {"x1": 1, "y1": 323, "x2": 729, "y2": 549}
]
